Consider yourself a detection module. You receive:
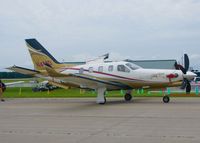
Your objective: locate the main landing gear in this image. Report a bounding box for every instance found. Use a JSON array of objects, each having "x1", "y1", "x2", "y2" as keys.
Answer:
[{"x1": 96, "y1": 87, "x2": 107, "y2": 104}]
